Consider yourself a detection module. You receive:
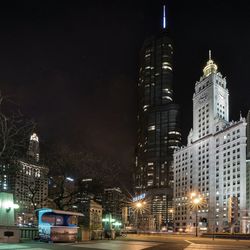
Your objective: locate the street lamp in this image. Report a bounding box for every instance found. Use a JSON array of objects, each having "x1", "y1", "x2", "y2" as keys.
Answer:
[
  {"x1": 102, "y1": 214, "x2": 115, "y2": 231},
  {"x1": 133, "y1": 201, "x2": 146, "y2": 232},
  {"x1": 168, "y1": 208, "x2": 174, "y2": 230},
  {"x1": 190, "y1": 193, "x2": 202, "y2": 237},
  {"x1": 136, "y1": 202, "x2": 142, "y2": 208}
]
